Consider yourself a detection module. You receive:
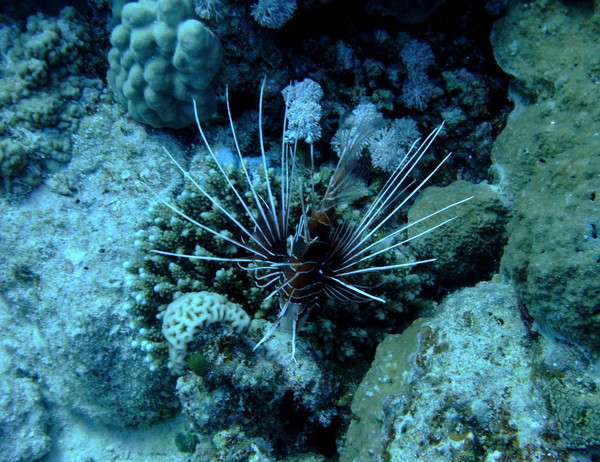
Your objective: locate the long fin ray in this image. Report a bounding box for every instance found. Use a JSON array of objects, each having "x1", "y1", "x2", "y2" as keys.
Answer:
[
  {"x1": 141, "y1": 179, "x2": 268, "y2": 259},
  {"x1": 193, "y1": 98, "x2": 283, "y2": 254}
]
